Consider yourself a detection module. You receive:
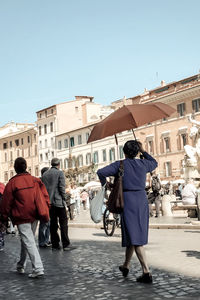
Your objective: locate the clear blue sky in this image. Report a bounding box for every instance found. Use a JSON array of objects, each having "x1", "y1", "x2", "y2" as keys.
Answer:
[{"x1": 1, "y1": 0, "x2": 200, "y2": 126}]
